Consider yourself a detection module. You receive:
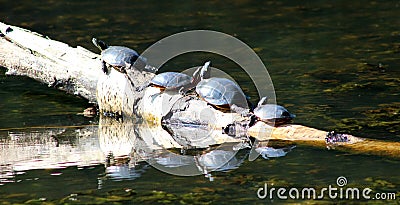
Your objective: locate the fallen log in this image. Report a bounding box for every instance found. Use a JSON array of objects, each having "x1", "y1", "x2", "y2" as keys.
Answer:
[
  {"x1": 1, "y1": 21, "x2": 399, "y2": 159},
  {"x1": 248, "y1": 122, "x2": 400, "y2": 158},
  {"x1": 0, "y1": 22, "x2": 101, "y2": 103}
]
